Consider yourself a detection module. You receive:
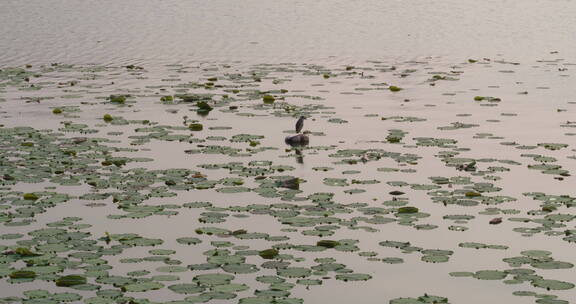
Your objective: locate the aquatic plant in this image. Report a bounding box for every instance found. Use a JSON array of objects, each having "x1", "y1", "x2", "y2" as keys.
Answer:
[
  {"x1": 189, "y1": 123, "x2": 203, "y2": 131},
  {"x1": 55, "y1": 275, "x2": 87, "y2": 287},
  {"x1": 316, "y1": 240, "x2": 340, "y2": 248},
  {"x1": 262, "y1": 95, "x2": 275, "y2": 104},
  {"x1": 9, "y1": 271, "x2": 36, "y2": 279},
  {"x1": 397, "y1": 207, "x2": 419, "y2": 214},
  {"x1": 109, "y1": 94, "x2": 126, "y2": 103},
  {"x1": 258, "y1": 249, "x2": 279, "y2": 259},
  {"x1": 160, "y1": 95, "x2": 173, "y2": 102},
  {"x1": 23, "y1": 193, "x2": 39, "y2": 200}
]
